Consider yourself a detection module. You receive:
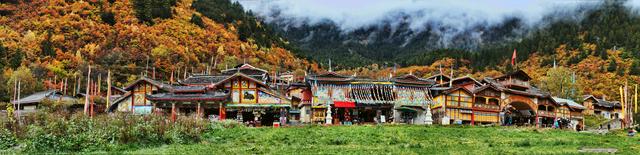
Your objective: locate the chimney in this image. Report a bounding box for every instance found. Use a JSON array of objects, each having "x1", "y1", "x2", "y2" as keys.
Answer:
[{"x1": 602, "y1": 95, "x2": 606, "y2": 101}]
